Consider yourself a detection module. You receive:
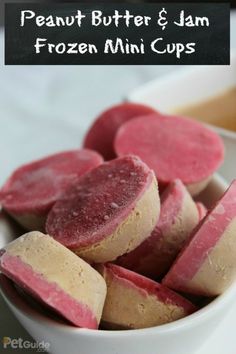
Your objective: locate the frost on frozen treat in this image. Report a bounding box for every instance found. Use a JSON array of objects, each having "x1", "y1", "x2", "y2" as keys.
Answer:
[
  {"x1": 0, "y1": 149, "x2": 103, "y2": 231},
  {"x1": 0, "y1": 231, "x2": 107, "y2": 329},
  {"x1": 84, "y1": 103, "x2": 156, "y2": 160},
  {"x1": 46, "y1": 155, "x2": 160, "y2": 263},
  {"x1": 115, "y1": 114, "x2": 224, "y2": 195}
]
